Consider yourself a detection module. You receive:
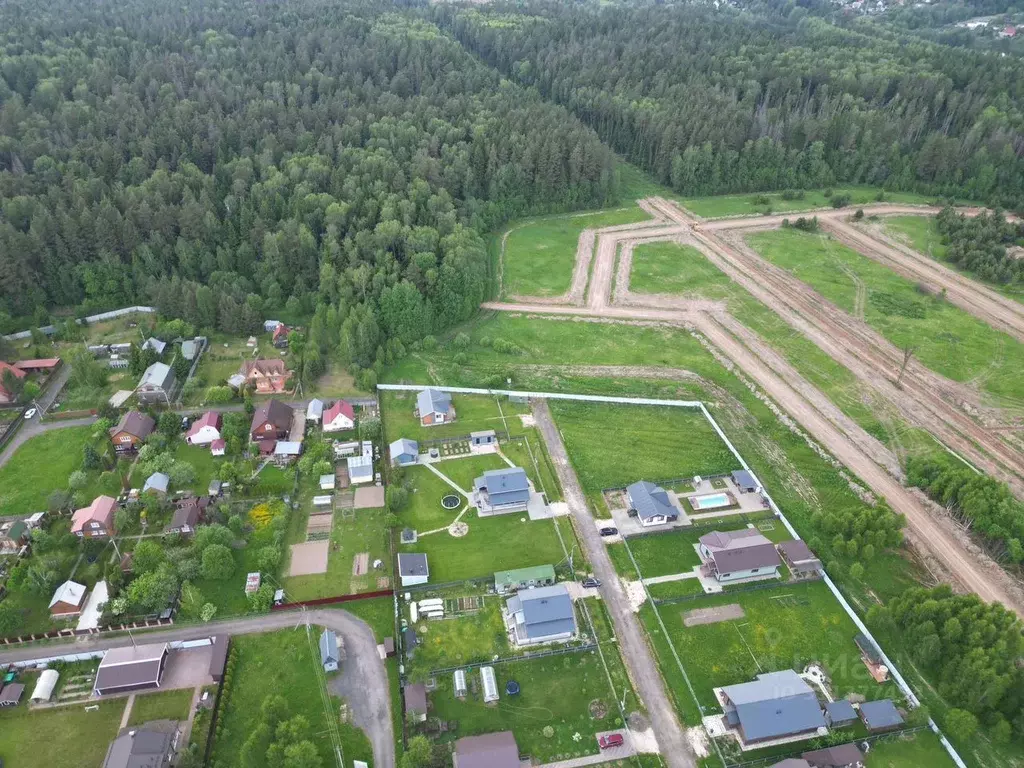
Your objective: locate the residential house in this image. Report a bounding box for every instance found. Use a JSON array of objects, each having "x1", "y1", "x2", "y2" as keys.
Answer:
[
  {"x1": 323, "y1": 400, "x2": 355, "y2": 432},
  {"x1": 186, "y1": 411, "x2": 222, "y2": 445},
  {"x1": 626, "y1": 481, "x2": 679, "y2": 527},
  {"x1": 404, "y1": 683, "x2": 428, "y2": 723},
  {"x1": 273, "y1": 441, "x2": 302, "y2": 465},
  {"x1": 94, "y1": 643, "x2": 170, "y2": 696},
  {"x1": 398, "y1": 553, "x2": 429, "y2": 587},
  {"x1": 49, "y1": 580, "x2": 87, "y2": 617},
  {"x1": 858, "y1": 700, "x2": 904, "y2": 733},
  {"x1": 272, "y1": 324, "x2": 290, "y2": 348},
  {"x1": 180, "y1": 337, "x2": 204, "y2": 361},
  {"x1": 0, "y1": 520, "x2": 29, "y2": 551},
  {"x1": 494, "y1": 564, "x2": 556, "y2": 595},
  {"x1": 250, "y1": 399, "x2": 293, "y2": 442},
  {"x1": 306, "y1": 398, "x2": 324, "y2": 422},
  {"x1": 164, "y1": 496, "x2": 209, "y2": 536},
  {"x1": 136, "y1": 362, "x2": 176, "y2": 405},
  {"x1": 347, "y1": 440, "x2": 374, "y2": 484},
  {"x1": 698, "y1": 529, "x2": 782, "y2": 584},
  {"x1": 731, "y1": 469, "x2": 759, "y2": 494},
  {"x1": 777, "y1": 540, "x2": 822, "y2": 577},
  {"x1": 389, "y1": 438, "x2": 419, "y2": 466},
  {"x1": 141, "y1": 337, "x2": 166, "y2": 356},
  {"x1": 415, "y1": 388, "x2": 455, "y2": 426},
  {"x1": 240, "y1": 359, "x2": 292, "y2": 394},
  {"x1": 453, "y1": 732, "x2": 520, "y2": 768},
  {"x1": 72, "y1": 495, "x2": 117, "y2": 537},
  {"x1": 505, "y1": 583, "x2": 577, "y2": 646},
  {"x1": 210, "y1": 439, "x2": 226, "y2": 457},
  {"x1": 101, "y1": 720, "x2": 179, "y2": 768},
  {"x1": 320, "y1": 630, "x2": 341, "y2": 672},
  {"x1": 13, "y1": 357, "x2": 60, "y2": 374},
  {"x1": 719, "y1": 670, "x2": 827, "y2": 745},
  {"x1": 801, "y1": 744, "x2": 864, "y2": 768},
  {"x1": 474, "y1": 467, "x2": 531, "y2": 515},
  {"x1": 109, "y1": 410, "x2": 155, "y2": 454},
  {"x1": 143, "y1": 472, "x2": 170, "y2": 496},
  {"x1": 823, "y1": 700, "x2": 858, "y2": 729},
  {"x1": 0, "y1": 361, "x2": 26, "y2": 404}
]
